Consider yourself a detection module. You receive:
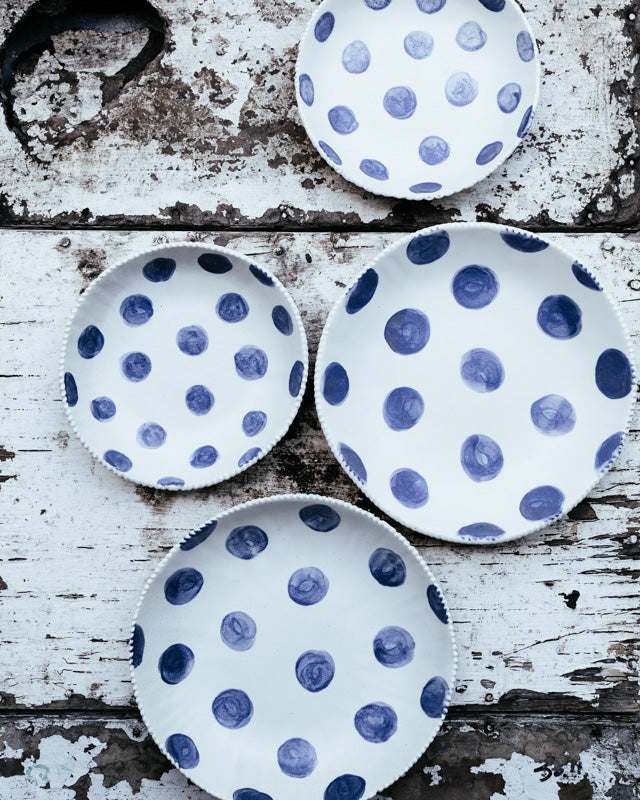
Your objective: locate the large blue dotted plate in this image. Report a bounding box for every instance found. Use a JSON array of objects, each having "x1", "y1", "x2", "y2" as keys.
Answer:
[
  {"x1": 61, "y1": 245, "x2": 308, "y2": 489},
  {"x1": 315, "y1": 223, "x2": 636, "y2": 544},
  {"x1": 131, "y1": 495, "x2": 456, "y2": 800},
  {"x1": 296, "y1": 0, "x2": 539, "y2": 199}
]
